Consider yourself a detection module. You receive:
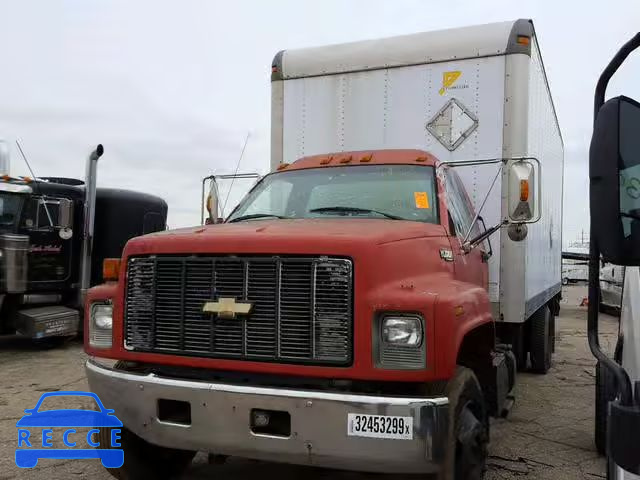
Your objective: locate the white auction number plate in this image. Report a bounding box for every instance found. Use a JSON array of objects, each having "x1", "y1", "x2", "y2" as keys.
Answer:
[{"x1": 347, "y1": 413, "x2": 413, "y2": 440}]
